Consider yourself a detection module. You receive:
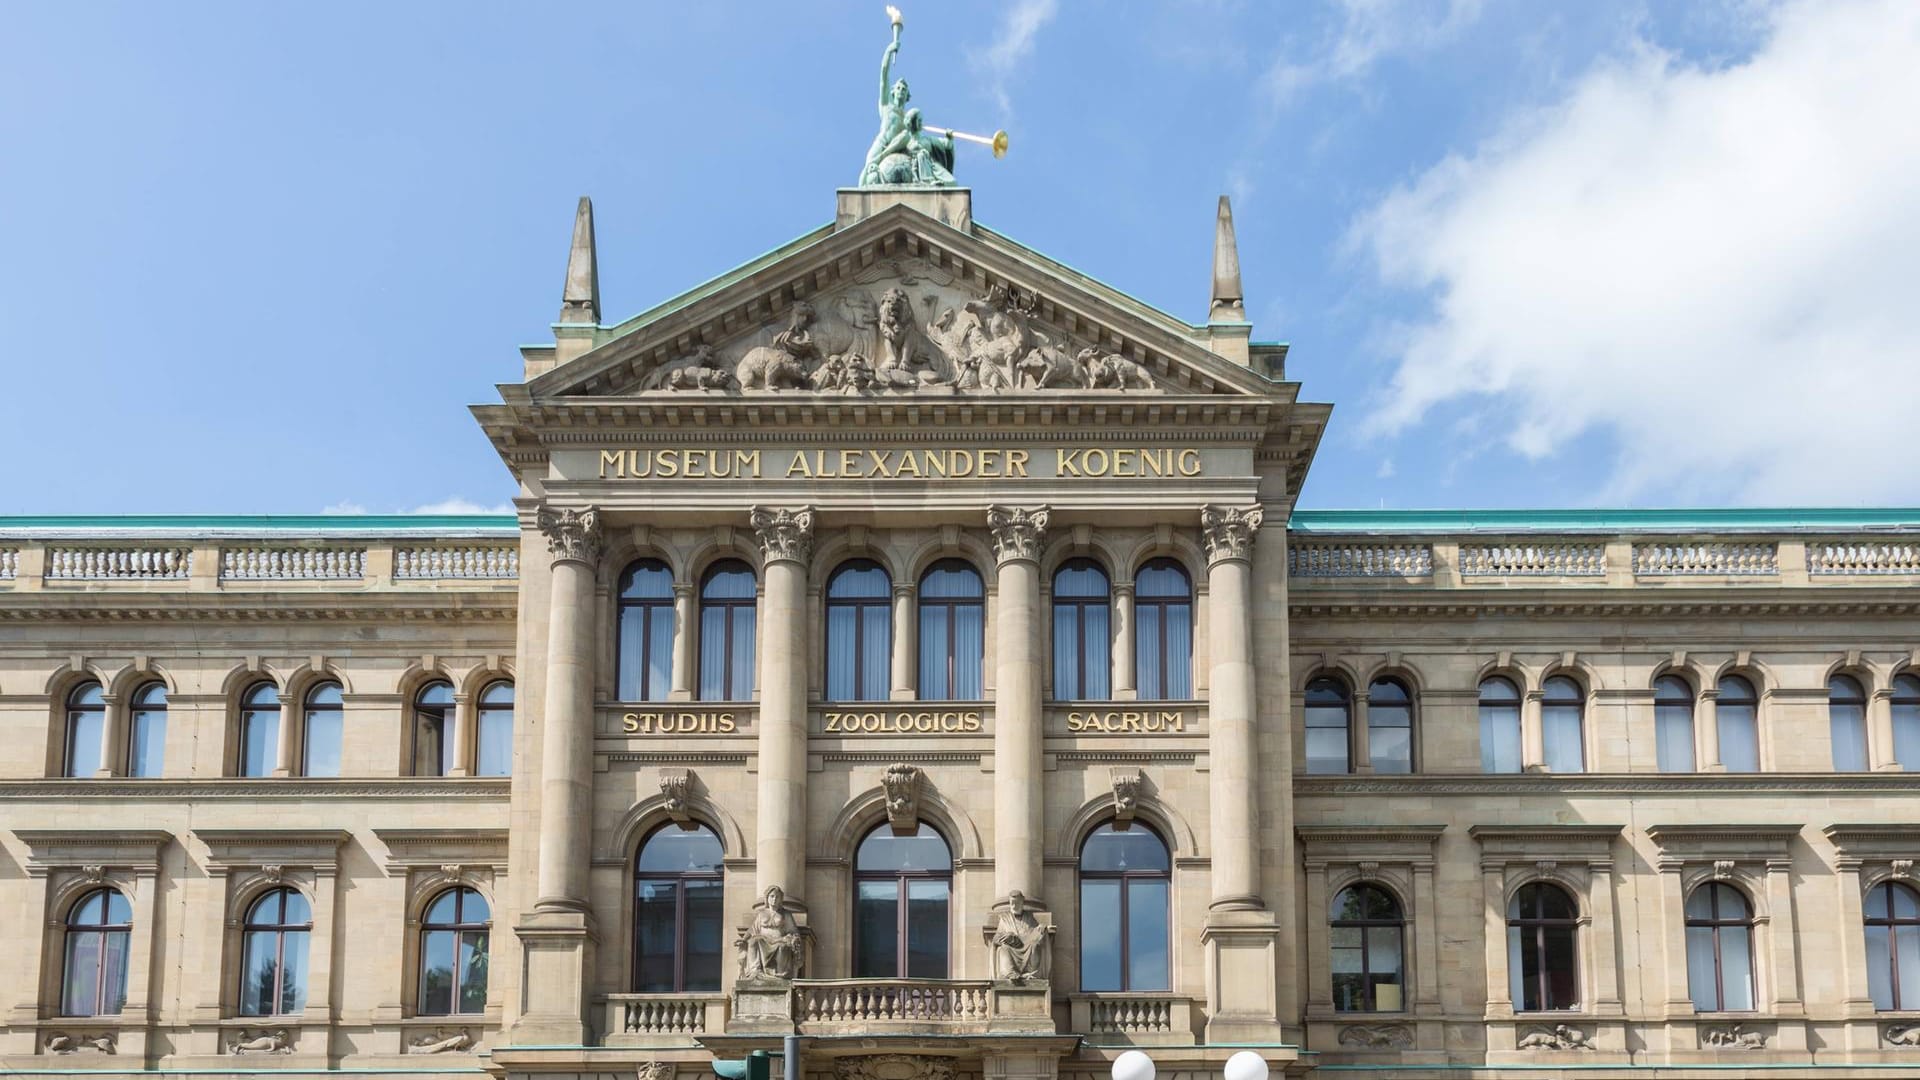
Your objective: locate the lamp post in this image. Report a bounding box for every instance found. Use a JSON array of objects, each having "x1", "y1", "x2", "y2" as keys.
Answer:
[{"x1": 1113, "y1": 1050, "x2": 1270, "y2": 1080}]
